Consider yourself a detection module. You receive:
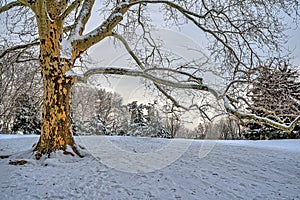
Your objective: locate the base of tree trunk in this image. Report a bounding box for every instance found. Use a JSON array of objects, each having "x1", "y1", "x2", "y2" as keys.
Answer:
[{"x1": 33, "y1": 143, "x2": 85, "y2": 160}]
